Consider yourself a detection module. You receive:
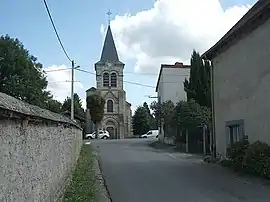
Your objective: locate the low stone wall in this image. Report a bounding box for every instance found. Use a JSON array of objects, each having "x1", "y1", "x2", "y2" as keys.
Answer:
[
  {"x1": 0, "y1": 92, "x2": 83, "y2": 202},
  {"x1": 163, "y1": 136, "x2": 175, "y2": 145},
  {"x1": 158, "y1": 132, "x2": 175, "y2": 146}
]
